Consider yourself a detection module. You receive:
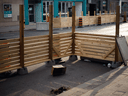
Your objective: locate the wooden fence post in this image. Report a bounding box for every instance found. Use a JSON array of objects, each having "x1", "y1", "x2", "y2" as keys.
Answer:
[
  {"x1": 88, "y1": 11, "x2": 90, "y2": 16},
  {"x1": 81, "y1": 11, "x2": 83, "y2": 16},
  {"x1": 72, "y1": 6, "x2": 75, "y2": 54},
  {"x1": 100, "y1": 11, "x2": 101, "y2": 16},
  {"x1": 46, "y1": 12, "x2": 47, "y2": 21},
  {"x1": 59, "y1": 11, "x2": 61, "y2": 18},
  {"x1": 49, "y1": 5, "x2": 53, "y2": 60},
  {"x1": 94, "y1": 11, "x2": 95, "y2": 16},
  {"x1": 67, "y1": 11, "x2": 69, "y2": 17},
  {"x1": 115, "y1": 6, "x2": 120, "y2": 62},
  {"x1": 19, "y1": 5, "x2": 24, "y2": 68}
]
